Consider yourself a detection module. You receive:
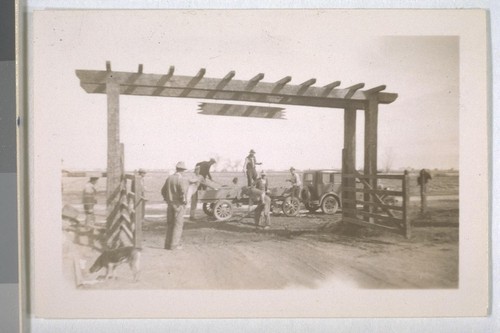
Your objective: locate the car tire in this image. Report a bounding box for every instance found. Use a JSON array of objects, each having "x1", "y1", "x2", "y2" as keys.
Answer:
[{"x1": 321, "y1": 195, "x2": 339, "y2": 215}]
